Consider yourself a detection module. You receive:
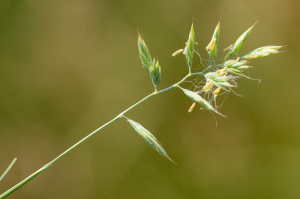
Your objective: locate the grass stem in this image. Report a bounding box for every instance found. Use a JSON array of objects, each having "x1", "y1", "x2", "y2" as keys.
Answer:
[
  {"x1": 0, "y1": 65, "x2": 211, "y2": 199},
  {"x1": 0, "y1": 158, "x2": 17, "y2": 183}
]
